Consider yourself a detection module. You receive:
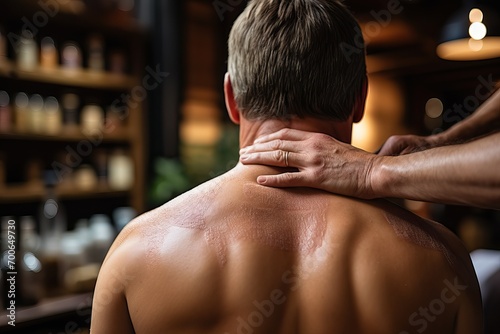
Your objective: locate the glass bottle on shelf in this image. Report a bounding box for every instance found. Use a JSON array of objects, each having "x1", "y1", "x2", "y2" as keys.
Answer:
[
  {"x1": 74, "y1": 164, "x2": 98, "y2": 190},
  {"x1": 44, "y1": 96, "x2": 62, "y2": 135},
  {"x1": 17, "y1": 30, "x2": 39, "y2": 71},
  {"x1": 88, "y1": 34, "x2": 104, "y2": 72},
  {"x1": 40, "y1": 37, "x2": 58, "y2": 69},
  {"x1": 81, "y1": 104, "x2": 104, "y2": 135},
  {"x1": 39, "y1": 170, "x2": 67, "y2": 297},
  {"x1": 94, "y1": 149, "x2": 108, "y2": 185},
  {"x1": 108, "y1": 149, "x2": 134, "y2": 190},
  {"x1": 61, "y1": 42, "x2": 82, "y2": 70},
  {"x1": 28, "y1": 94, "x2": 44, "y2": 134},
  {"x1": 18, "y1": 216, "x2": 42, "y2": 306},
  {"x1": 60, "y1": 231, "x2": 85, "y2": 292},
  {"x1": 88, "y1": 214, "x2": 115, "y2": 264},
  {"x1": 0, "y1": 91, "x2": 11, "y2": 133},
  {"x1": 74, "y1": 219, "x2": 91, "y2": 264},
  {"x1": 62, "y1": 93, "x2": 80, "y2": 133}
]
